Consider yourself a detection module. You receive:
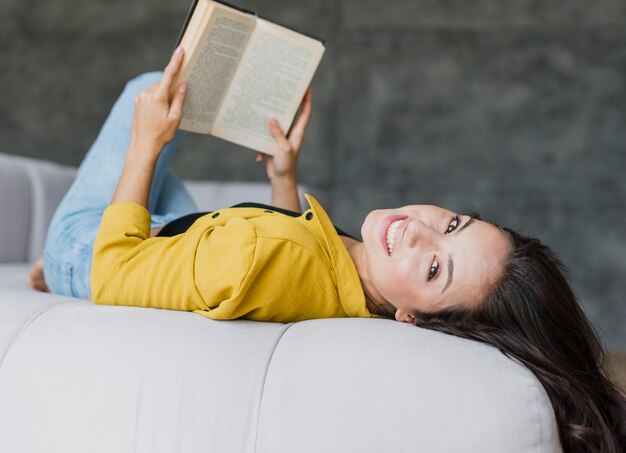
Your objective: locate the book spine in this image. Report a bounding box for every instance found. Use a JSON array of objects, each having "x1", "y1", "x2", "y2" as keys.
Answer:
[{"x1": 175, "y1": 0, "x2": 200, "y2": 48}]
